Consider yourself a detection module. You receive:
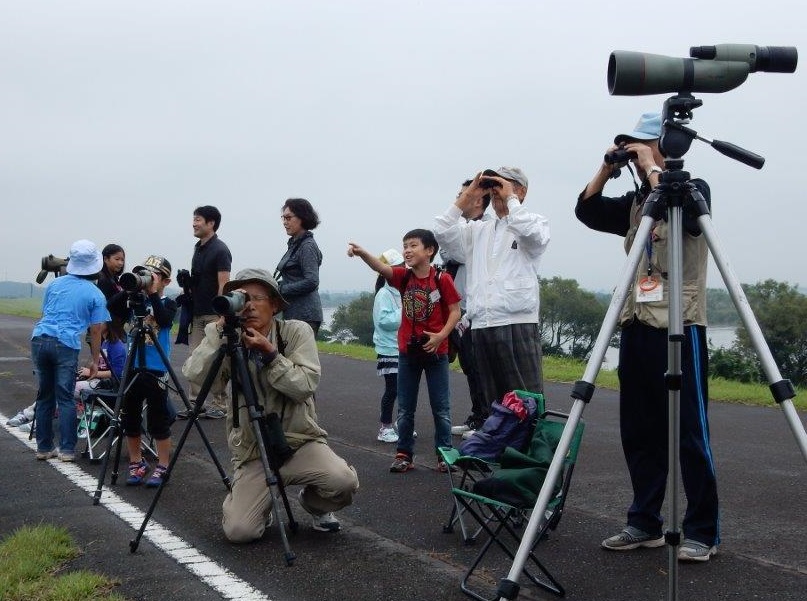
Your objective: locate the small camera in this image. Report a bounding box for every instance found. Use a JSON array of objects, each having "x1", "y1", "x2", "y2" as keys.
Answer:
[
  {"x1": 212, "y1": 291, "x2": 249, "y2": 315},
  {"x1": 406, "y1": 334, "x2": 431, "y2": 359},
  {"x1": 604, "y1": 148, "x2": 637, "y2": 165},
  {"x1": 120, "y1": 269, "x2": 154, "y2": 293}
]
